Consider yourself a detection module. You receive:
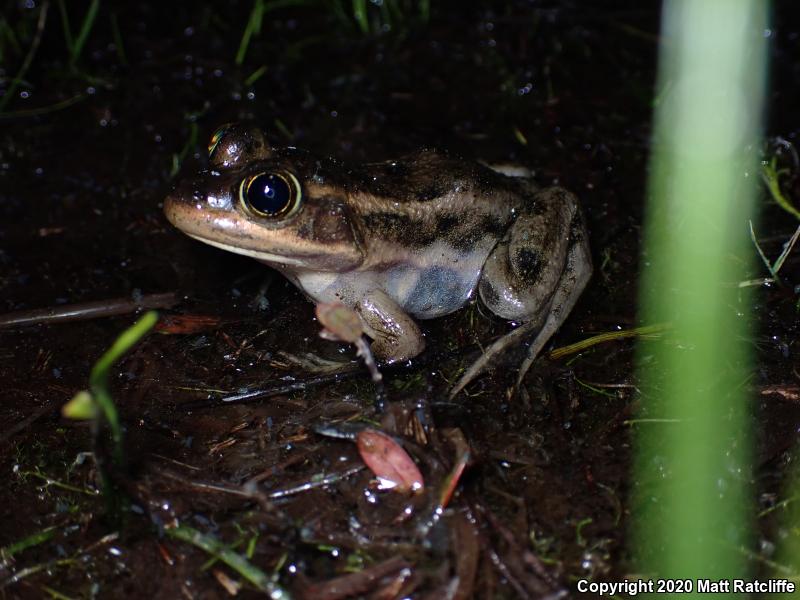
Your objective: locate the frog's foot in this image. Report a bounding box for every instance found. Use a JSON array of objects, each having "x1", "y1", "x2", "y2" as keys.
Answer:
[
  {"x1": 356, "y1": 290, "x2": 425, "y2": 364},
  {"x1": 275, "y1": 350, "x2": 356, "y2": 375},
  {"x1": 448, "y1": 319, "x2": 542, "y2": 399}
]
